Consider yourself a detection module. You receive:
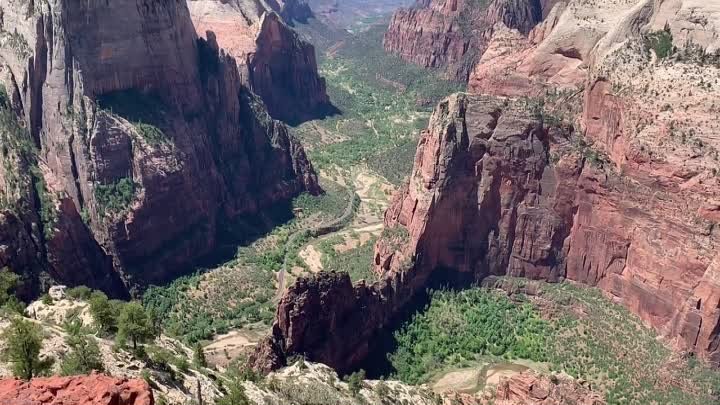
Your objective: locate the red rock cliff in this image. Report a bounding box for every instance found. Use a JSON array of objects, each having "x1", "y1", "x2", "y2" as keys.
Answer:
[
  {"x1": 383, "y1": 0, "x2": 543, "y2": 81},
  {"x1": 255, "y1": 90, "x2": 720, "y2": 371},
  {"x1": 0, "y1": 374, "x2": 153, "y2": 405},
  {"x1": 190, "y1": 0, "x2": 329, "y2": 124},
  {"x1": 0, "y1": 0, "x2": 319, "y2": 293}
]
